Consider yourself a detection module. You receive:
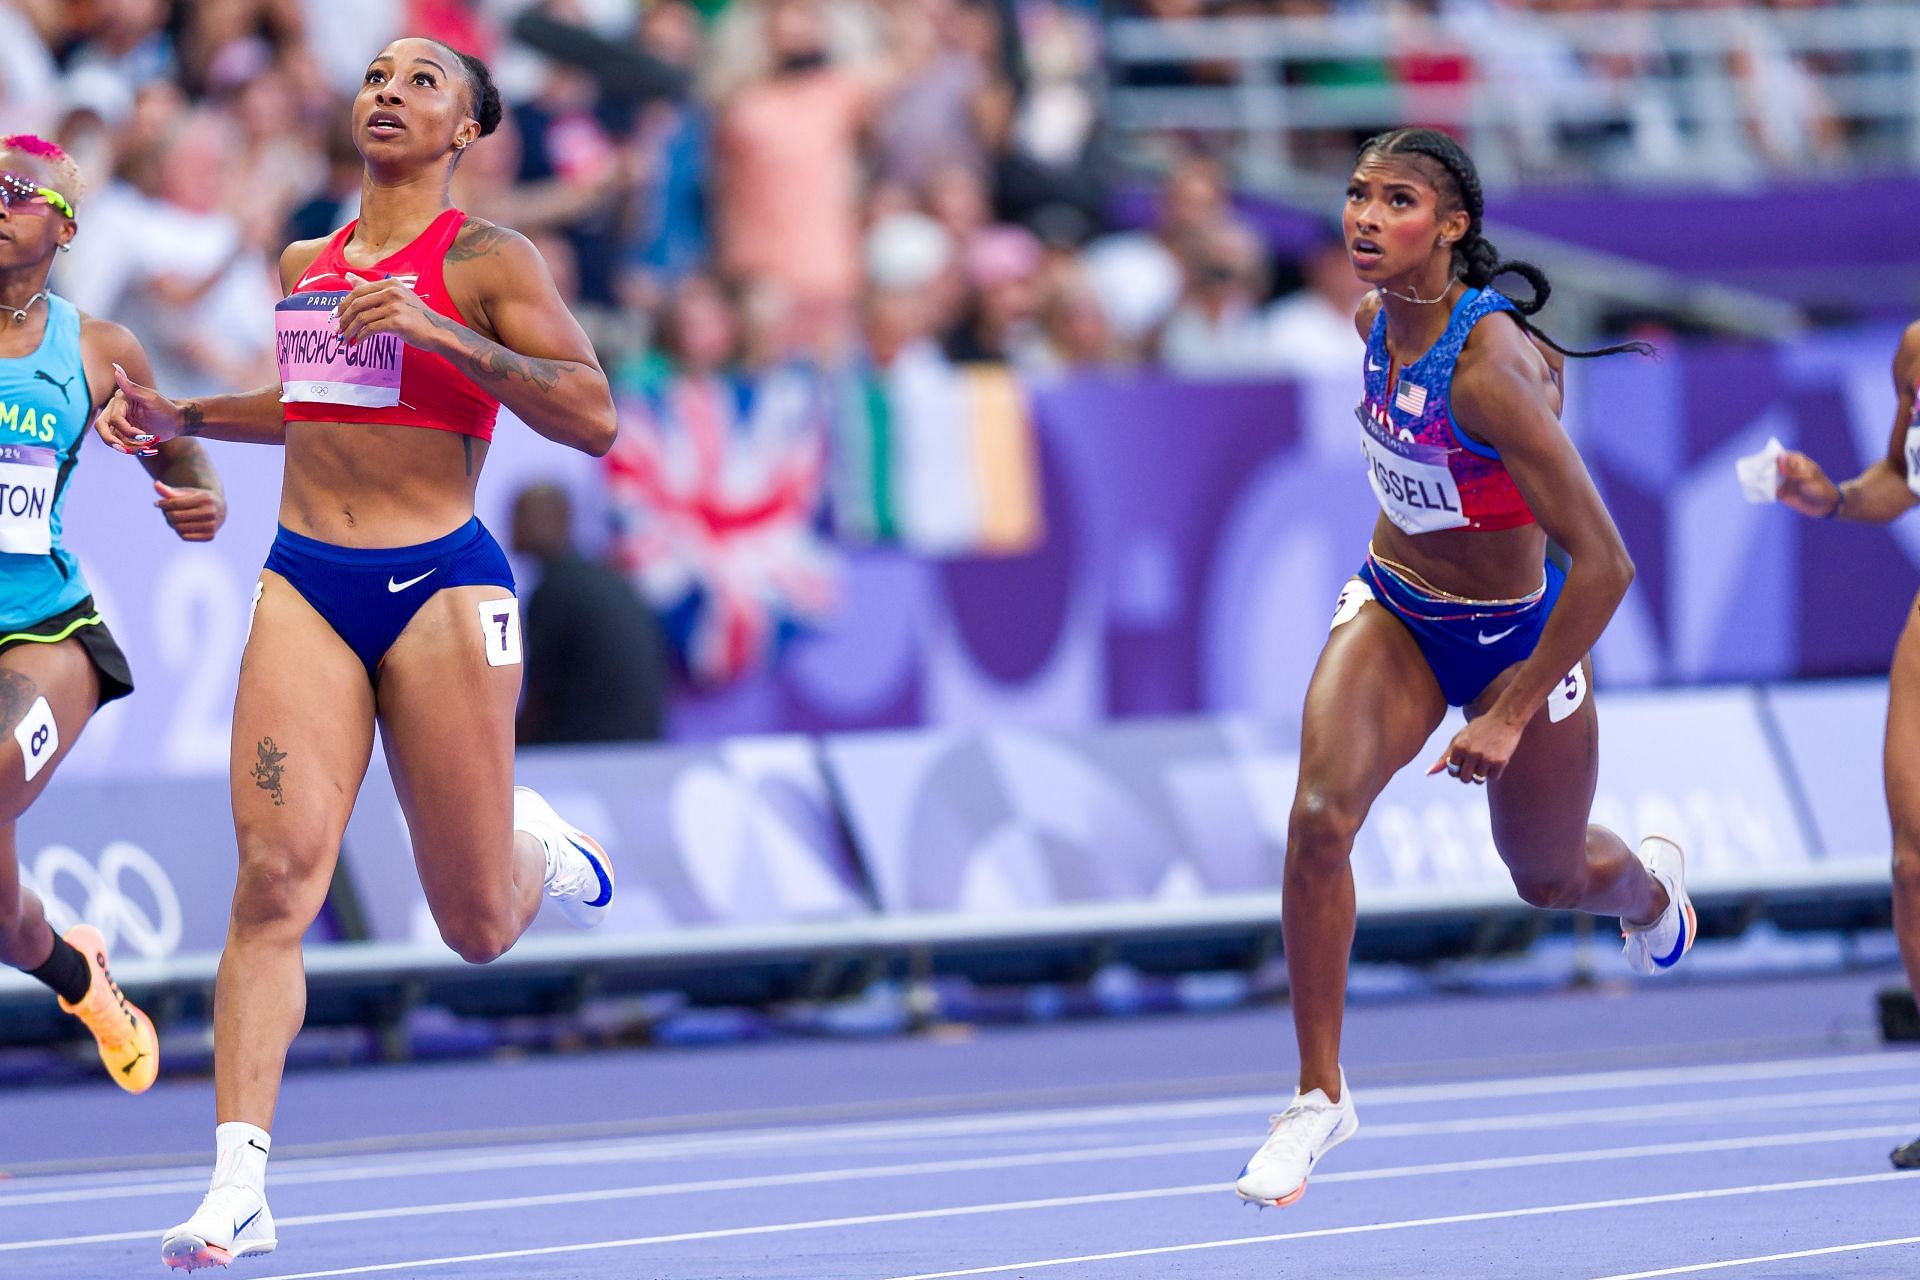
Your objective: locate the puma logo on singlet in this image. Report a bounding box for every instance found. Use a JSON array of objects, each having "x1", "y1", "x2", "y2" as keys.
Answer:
[{"x1": 32, "y1": 370, "x2": 74, "y2": 403}]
